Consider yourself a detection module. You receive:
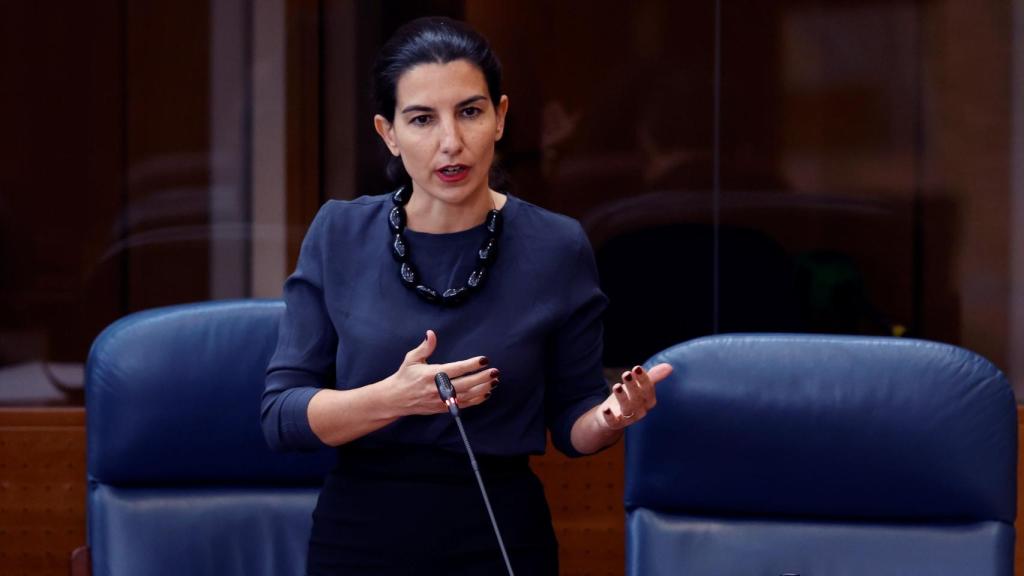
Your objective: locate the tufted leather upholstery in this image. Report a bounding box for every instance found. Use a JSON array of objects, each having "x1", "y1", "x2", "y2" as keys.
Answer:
[
  {"x1": 84, "y1": 300, "x2": 334, "y2": 576},
  {"x1": 626, "y1": 334, "x2": 1017, "y2": 576}
]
